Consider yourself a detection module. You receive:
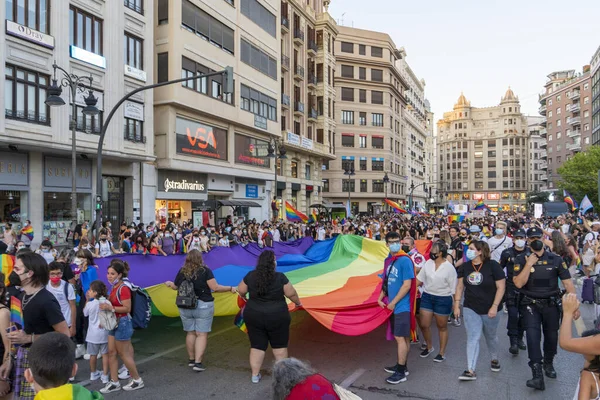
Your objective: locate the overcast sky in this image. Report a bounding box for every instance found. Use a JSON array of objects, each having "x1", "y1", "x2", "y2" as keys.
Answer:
[{"x1": 328, "y1": 0, "x2": 600, "y2": 125}]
